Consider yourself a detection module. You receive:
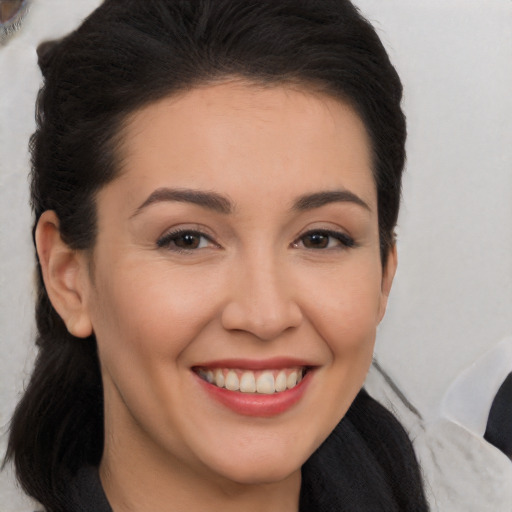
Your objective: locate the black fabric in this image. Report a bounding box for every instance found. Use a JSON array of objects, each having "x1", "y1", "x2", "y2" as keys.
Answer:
[
  {"x1": 484, "y1": 372, "x2": 512, "y2": 458},
  {"x1": 300, "y1": 419, "x2": 396, "y2": 511},
  {"x1": 63, "y1": 466, "x2": 112, "y2": 512},
  {"x1": 300, "y1": 390, "x2": 427, "y2": 511}
]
